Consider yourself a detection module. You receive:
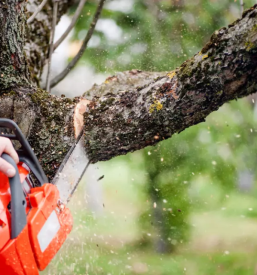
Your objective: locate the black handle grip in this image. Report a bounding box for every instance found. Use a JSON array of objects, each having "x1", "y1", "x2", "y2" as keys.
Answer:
[{"x1": 2, "y1": 153, "x2": 27, "y2": 239}]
